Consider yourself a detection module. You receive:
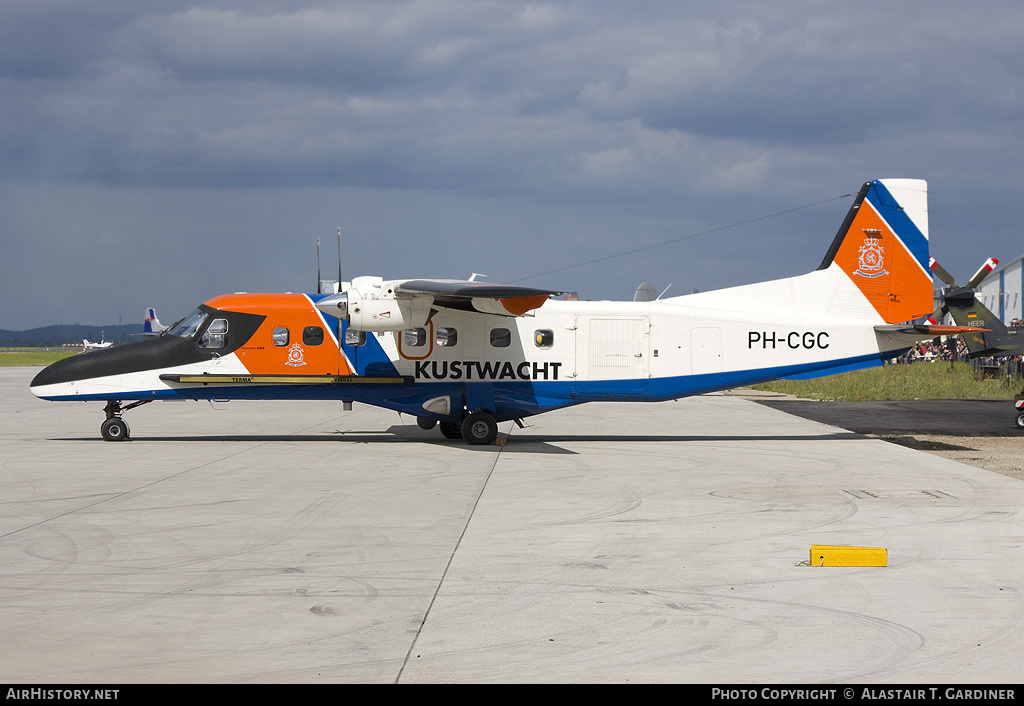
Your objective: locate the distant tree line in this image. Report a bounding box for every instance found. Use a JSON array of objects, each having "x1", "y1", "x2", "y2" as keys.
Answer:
[{"x1": 0, "y1": 324, "x2": 144, "y2": 347}]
